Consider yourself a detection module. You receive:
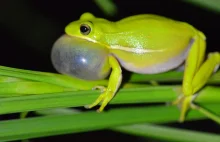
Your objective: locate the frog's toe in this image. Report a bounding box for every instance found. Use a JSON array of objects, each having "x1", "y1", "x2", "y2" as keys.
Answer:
[
  {"x1": 84, "y1": 93, "x2": 106, "y2": 109},
  {"x1": 85, "y1": 89, "x2": 115, "y2": 112},
  {"x1": 97, "y1": 91, "x2": 115, "y2": 112},
  {"x1": 178, "y1": 95, "x2": 194, "y2": 122},
  {"x1": 171, "y1": 94, "x2": 196, "y2": 122},
  {"x1": 85, "y1": 86, "x2": 107, "y2": 109}
]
